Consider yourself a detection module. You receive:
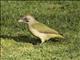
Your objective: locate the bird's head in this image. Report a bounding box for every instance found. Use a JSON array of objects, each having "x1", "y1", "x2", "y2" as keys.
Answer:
[{"x1": 18, "y1": 15, "x2": 37, "y2": 24}]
